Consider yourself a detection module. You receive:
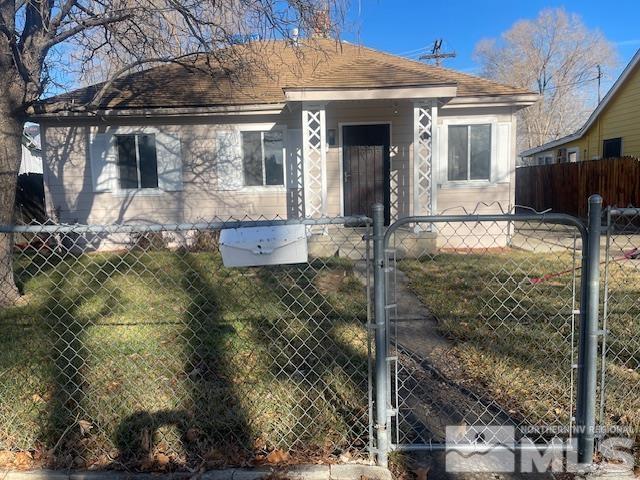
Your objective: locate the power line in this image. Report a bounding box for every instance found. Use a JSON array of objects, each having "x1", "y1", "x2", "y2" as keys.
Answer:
[
  {"x1": 539, "y1": 75, "x2": 600, "y2": 92},
  {"x1": 394, "y1": 45, "x2": 432, "y2": 56}
]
